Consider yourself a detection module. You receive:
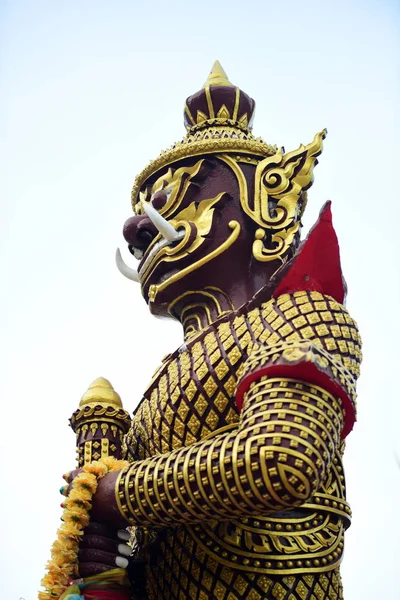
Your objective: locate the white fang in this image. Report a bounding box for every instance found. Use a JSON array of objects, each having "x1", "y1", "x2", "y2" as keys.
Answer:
[
  {"x1": 143, "y1": 202, "x2": 181, "y2": 242},
  {"x1": 115, "y1": 248, "x2": 140, "y2": 282}
]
